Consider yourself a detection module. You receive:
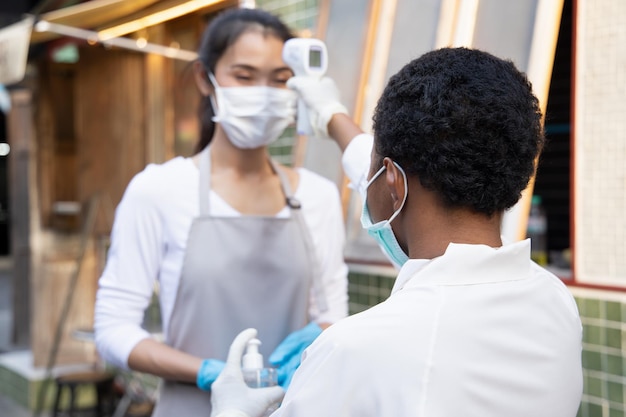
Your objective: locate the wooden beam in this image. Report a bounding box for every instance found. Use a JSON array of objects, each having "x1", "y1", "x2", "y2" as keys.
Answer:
[{"x1": 30, "y1": 0, "x2": 161, "y2": 43}]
